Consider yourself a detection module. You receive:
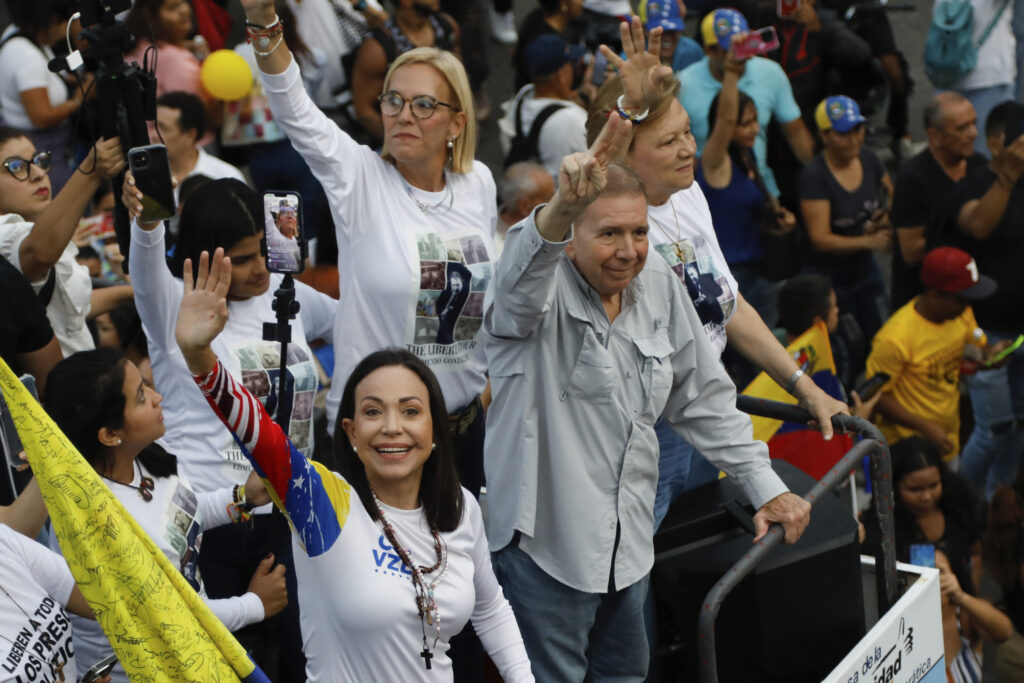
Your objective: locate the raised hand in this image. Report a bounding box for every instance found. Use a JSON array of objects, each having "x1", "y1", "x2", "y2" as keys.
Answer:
[
  {"x1": 175, "y1": 249, "x2": 231, "y2": 375},
  {"x1": 90, "y1": 136, "x2": 126, "y2": 180},
  {"x1": 558, "y1": 113, "x2": 633, "y2": 206},
  {"x1": 239, "y1": 0, "x2": 276, "y2": 21},
  {"x1": 600, "y1": 16, "x2": 674, "y2": 110}
]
